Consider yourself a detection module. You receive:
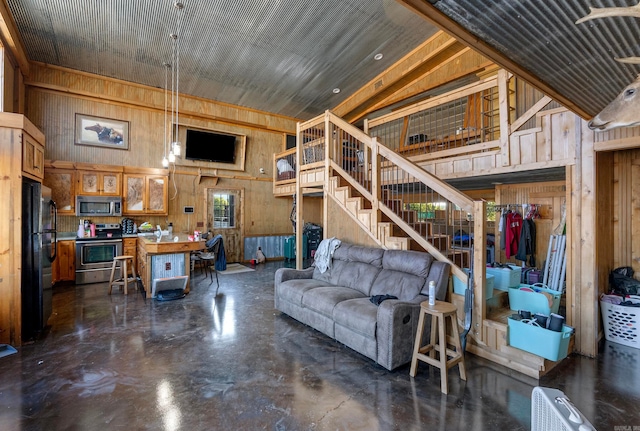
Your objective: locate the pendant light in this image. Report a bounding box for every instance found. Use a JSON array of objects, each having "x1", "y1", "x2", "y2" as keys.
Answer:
[
  {"x1": 162, "y1": 62, "x2": 170, "y2": 168},
  {"x1": 170, "y1": 1, "x2": 183, "y2": 159}
]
